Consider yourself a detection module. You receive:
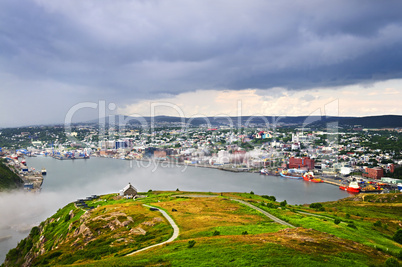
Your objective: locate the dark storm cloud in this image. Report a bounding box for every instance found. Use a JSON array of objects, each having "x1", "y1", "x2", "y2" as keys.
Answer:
[{"x1": 1, "y1": 0, "x2": 402, "y2": 105}]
